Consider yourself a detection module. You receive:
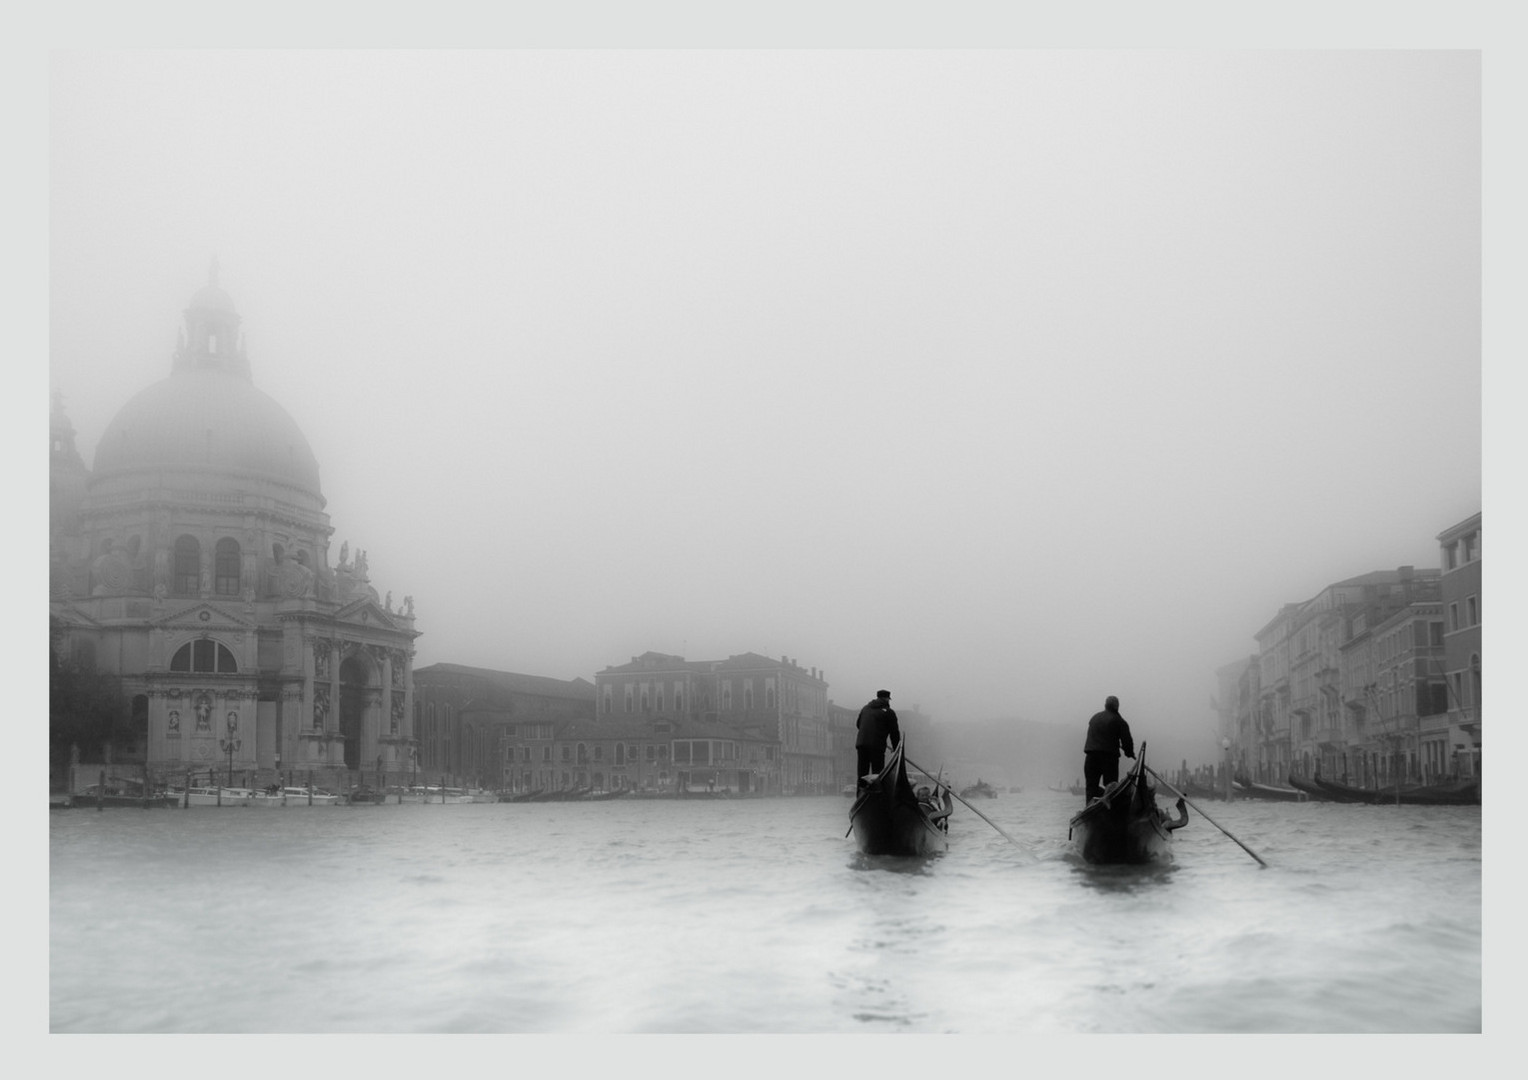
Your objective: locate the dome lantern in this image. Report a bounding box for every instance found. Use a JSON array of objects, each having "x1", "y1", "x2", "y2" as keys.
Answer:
[{"x1": 174, "y1": 257, "x2": 249, "y2": 378}]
